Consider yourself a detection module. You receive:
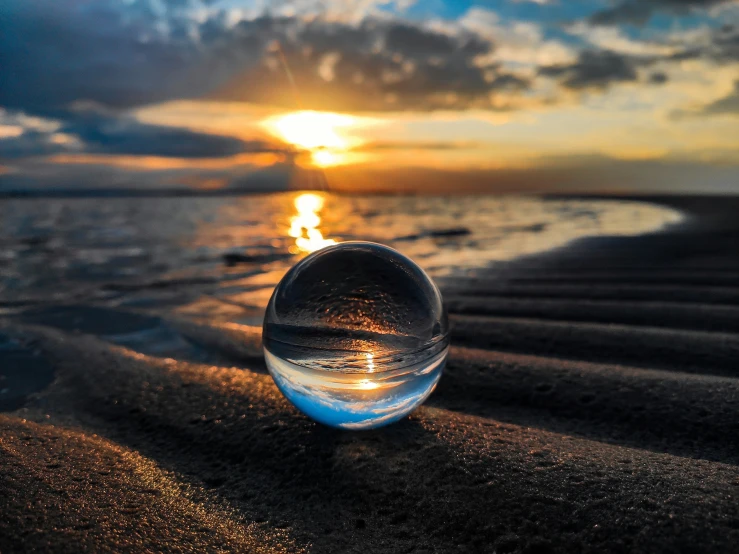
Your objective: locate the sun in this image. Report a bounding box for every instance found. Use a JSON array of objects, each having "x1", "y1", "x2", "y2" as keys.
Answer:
[
  {"x1": 311, "y1": 149, "x2": 339, "y2": 167},
  {"x1": 262, "y1": 110, "x2": 372, "y2": 167},
  {"x1": 265, "y1": 111, "x2": 356, "y2": 151}
]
